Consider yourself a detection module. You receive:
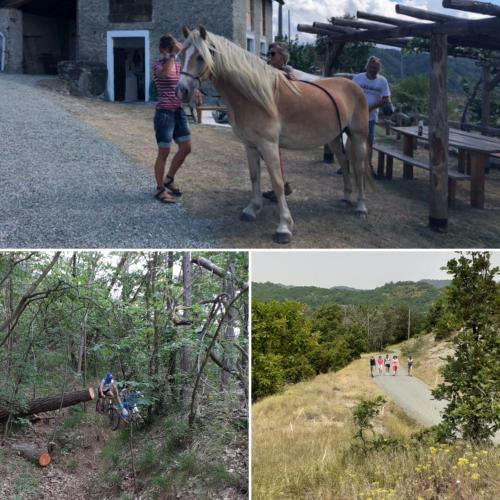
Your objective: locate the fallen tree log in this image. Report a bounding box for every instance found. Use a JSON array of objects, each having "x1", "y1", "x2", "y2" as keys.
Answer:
[
  {"x1": 0, "y1": 388, "x2": 95, "y2": 421},
  {"x1": 12, "y1": 443, "x2": 51, "y2": 467}
]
